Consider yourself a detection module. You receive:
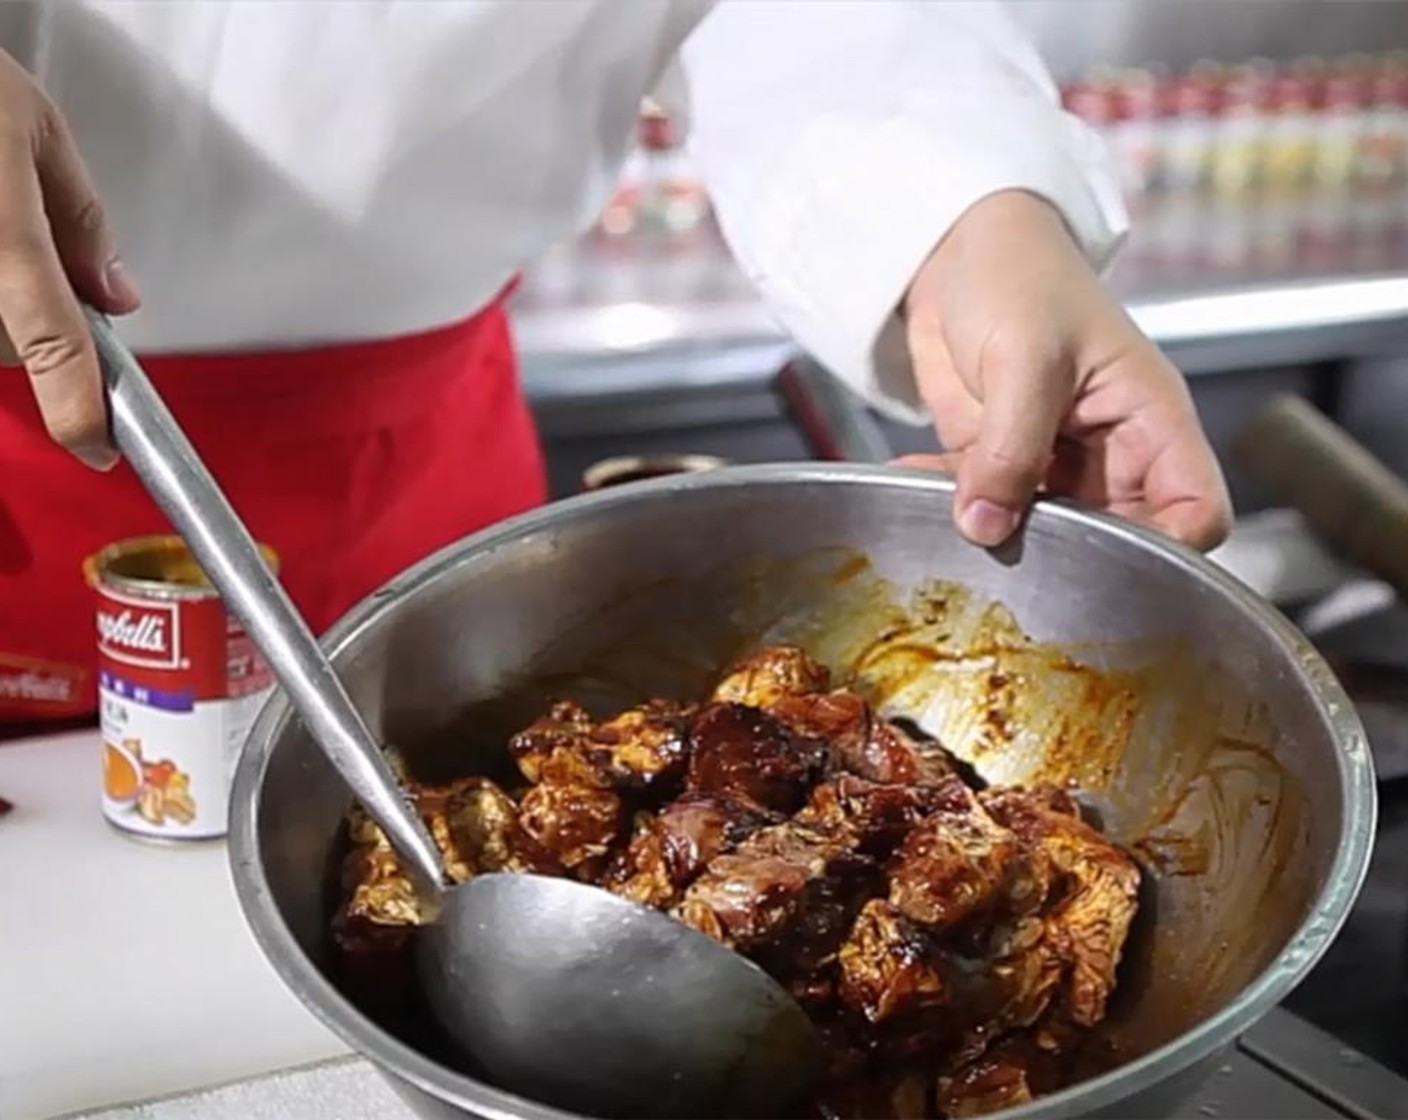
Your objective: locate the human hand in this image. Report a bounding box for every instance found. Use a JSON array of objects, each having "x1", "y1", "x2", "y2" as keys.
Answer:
[
  {"x1": 0, "y1": 48, "x2": 140, "y2": 469},
  {"x1": 899, "y1": 189, "x2": 1231, "y2": 552}
]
